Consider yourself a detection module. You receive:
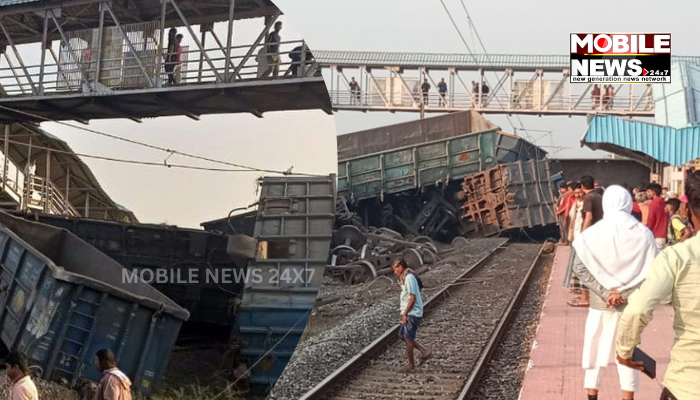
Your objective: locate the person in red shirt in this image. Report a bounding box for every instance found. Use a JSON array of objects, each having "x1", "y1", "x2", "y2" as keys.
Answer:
[
  {"x1": 645, "y1": 183, "x2": 668, "y2": 249},
  {"x1": 557, "y1": 183, "x2": 574, "y2": 244}
]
